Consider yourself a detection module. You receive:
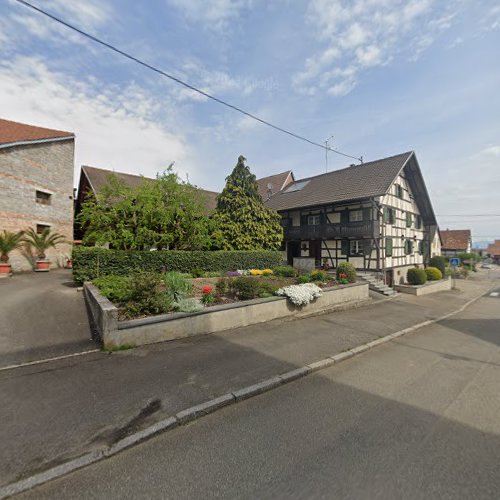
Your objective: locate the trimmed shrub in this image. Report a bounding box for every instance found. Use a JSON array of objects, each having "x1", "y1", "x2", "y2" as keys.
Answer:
[
  {"x1": 231, "y1": 276, "x2": 259, "y2": 300},
  {"x1": 425, "y1": 266, "x2": 442, "y2": 281},
  {"x1": 336, "y1": 262, "x2": 357, "y2": 283},
  {"x1": 407, "y1": 268, "x2": 427, "y2": 285},
  {"x1": 215, "y1": 278, "x2": 228, "y2": 296},
  {"x1": 429, "y1": 256, "x2": 446, "y2": 276},
  {"x1": 273, "y1": 265, "x2": 297, "y2": 277},
  {"x1": 256, "y1": 280, "x2": 280, "y2": 296},
  {"x1": 176, "y1": 298, "x2": 203, "y2": 313},
  {"x1": 72, "y1": 247, "x2": 283, "y2": 284},
  {"x1": 190, "y1": 268, "x2": 204, "y2": 278}
]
